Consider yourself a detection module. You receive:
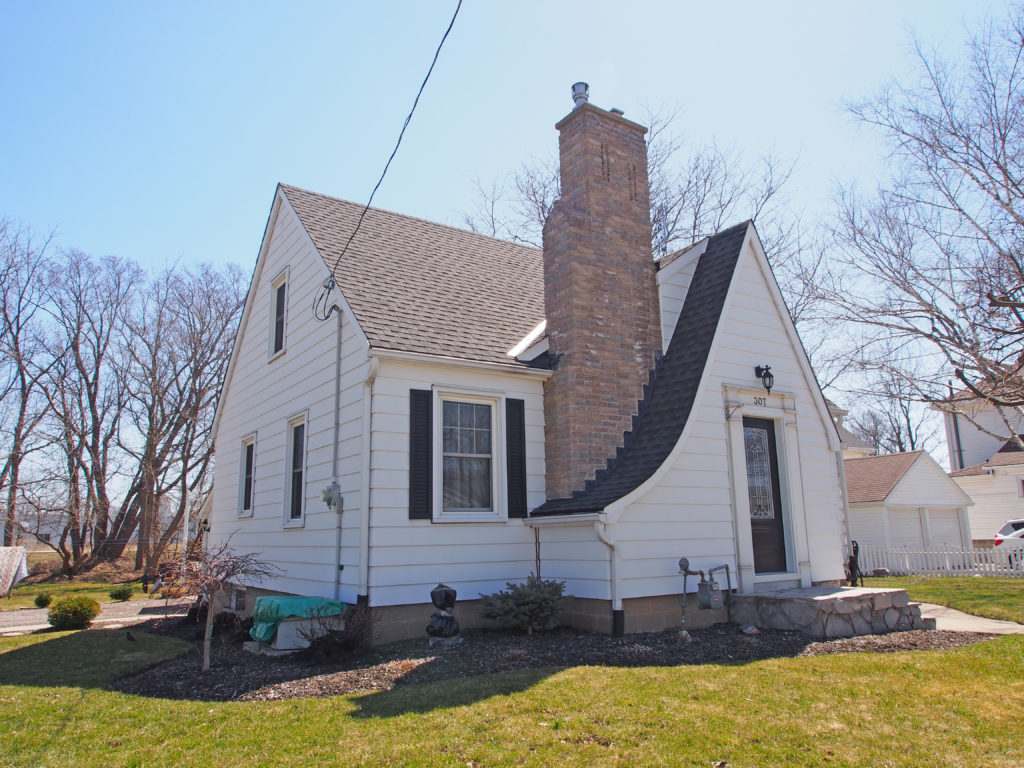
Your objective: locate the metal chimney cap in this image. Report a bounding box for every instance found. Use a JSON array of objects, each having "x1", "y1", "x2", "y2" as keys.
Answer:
[{"x1": 571, "y1": 81, "x2": 590, "y2": 107}]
